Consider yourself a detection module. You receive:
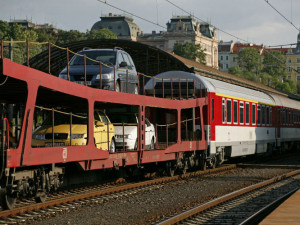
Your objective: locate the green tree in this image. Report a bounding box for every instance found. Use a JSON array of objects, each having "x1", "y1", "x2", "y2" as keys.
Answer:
[
  {"x1": 238, "y1": 48, "x2": 261, "y2": 73},
  {"x1": 262, "y1": 50, "x2": 286, "y2": 78},
  {"x1": 173, "y1": 41, "x2": 206, "y2": 64},
  {"x1": 86, "y1": 28, "x2": 117, "y2": 40},
  {"x1": 56, "y1": 30, "x2": 86, "y2": 45},
  {"x1": 0, "y1": 20, "x2": 10, "y2": 40}
]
